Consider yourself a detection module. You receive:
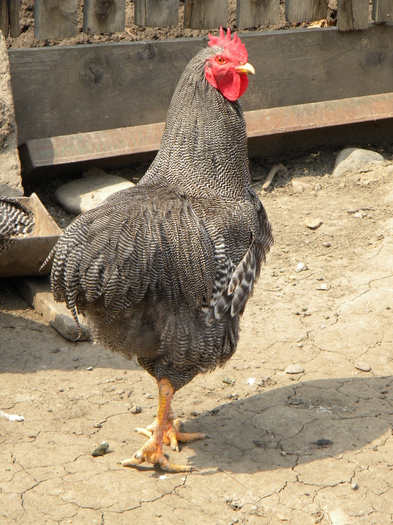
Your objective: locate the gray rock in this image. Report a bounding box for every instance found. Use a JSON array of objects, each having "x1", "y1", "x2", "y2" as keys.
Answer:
[
  {"x1": 55, "y1": 168, "x2": 134, "y2": 215},
  {"x1": 333, "y1": 148, "x2": 385, "y2": 177},
  {"x1": 355, "y1": 361, "x2": 371, "y2": 372},
  {"x1": 285, "y1": 364, "x2": 305, "y2": 374}
]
